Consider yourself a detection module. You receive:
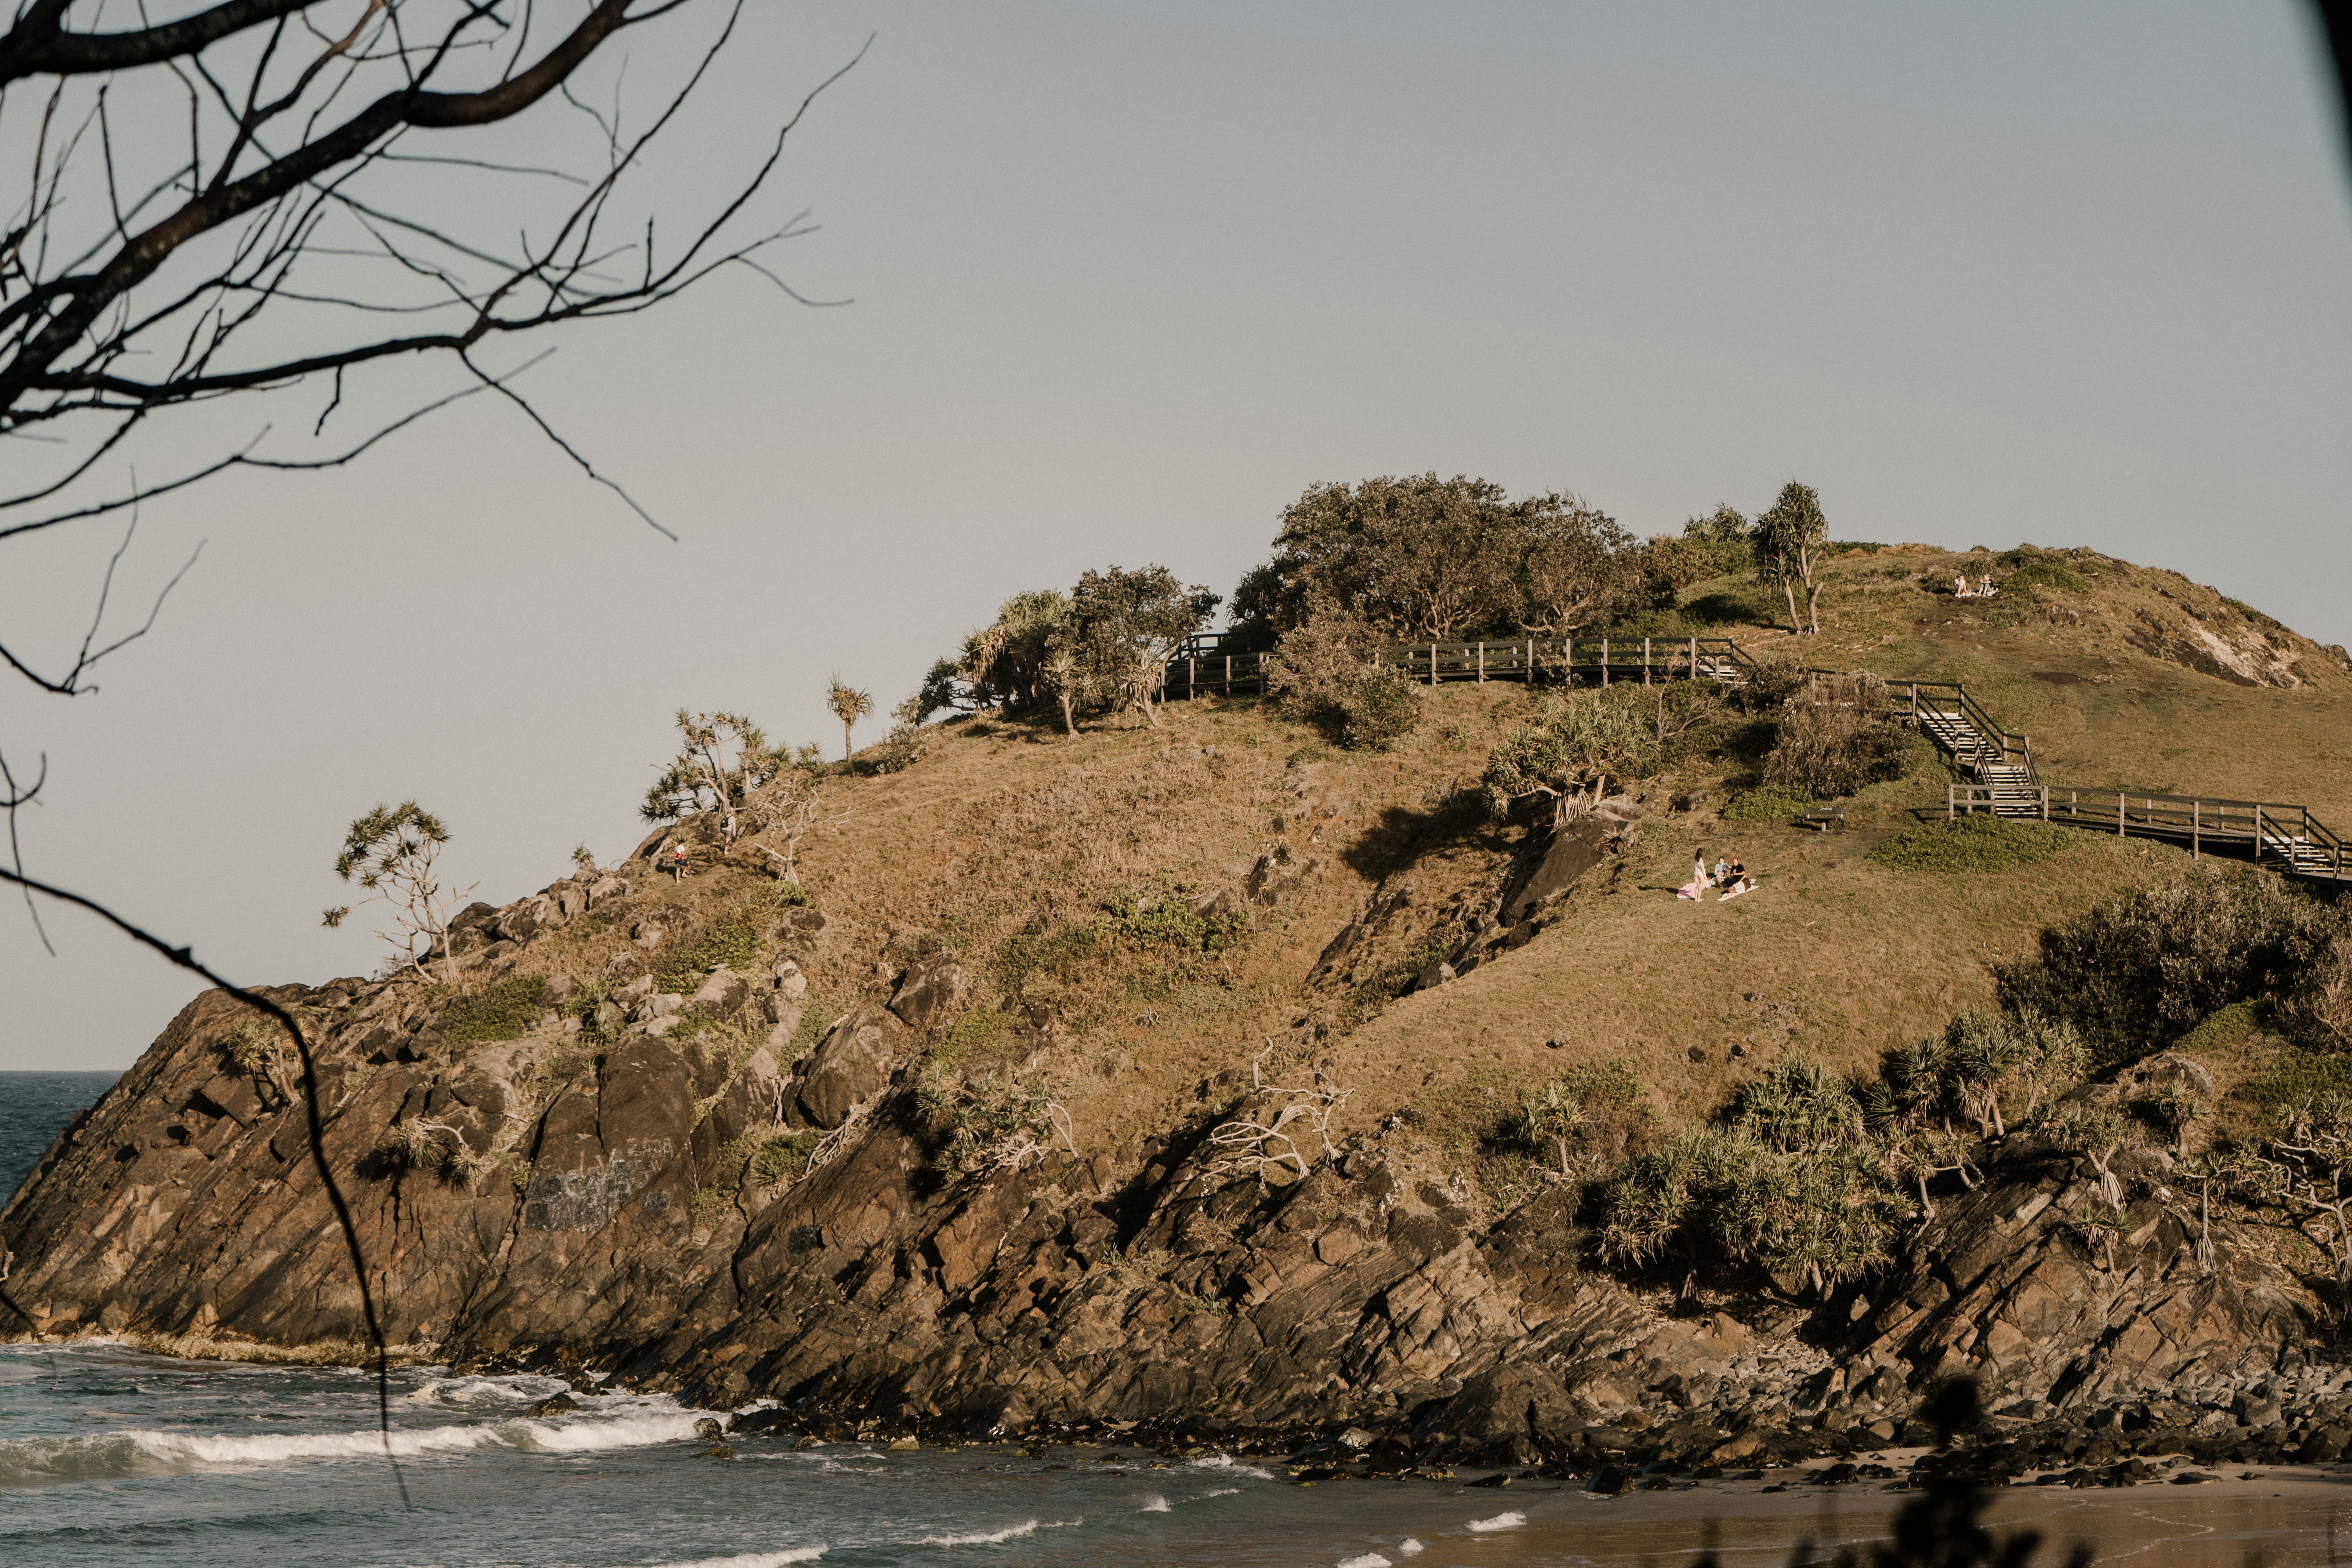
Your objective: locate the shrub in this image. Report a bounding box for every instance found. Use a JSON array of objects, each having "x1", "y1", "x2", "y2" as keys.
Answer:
[
  {"x1": 1720, "y1": 783, "x2": 1815, "y2": 822},
  {"x1": 1728, "y1": 652, "x2": 1805, "y2": 713},
  {"x1": 916, "y1": 1067, "x2": 1073, "y2": 1176},
  {"x1": 1762, "y1": 674, "x2": 1908, "y2": 797},
  {"x1": 1337, "y1": 665, "x2": 1423, "y2": 750},
  {"x1": 652, "y1": 913, "x2": 761, "y2": 993},
  {"x1": 1994, "y1": 866, "x2": 2319, "y2": 1067},
  {"x1": 1100, "y1": 884, "x2": 1248, "y2": 955},
  {"x1": 1597, "y1": 1128, "x2": 1897, "y2": 1296},
  {"x1": 440, "y1": 973, "x2": 548, "y2": 1045},
  {"x1": 753, "y1": 1130, "x2": 823, "y2": 1183},
  {"x1": 1869, "y1": 816, "x2": 2074, "y2": 873},
  {"x1": 860, "y1": 722, "x2": 929, "y2": 774},
  {"x1": 1995, "y1": 559, "x2": 2088, "y2": 596},
  {"x1": 1504, "y1": 1063, "x2": 1651, "y2": 1177}
]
